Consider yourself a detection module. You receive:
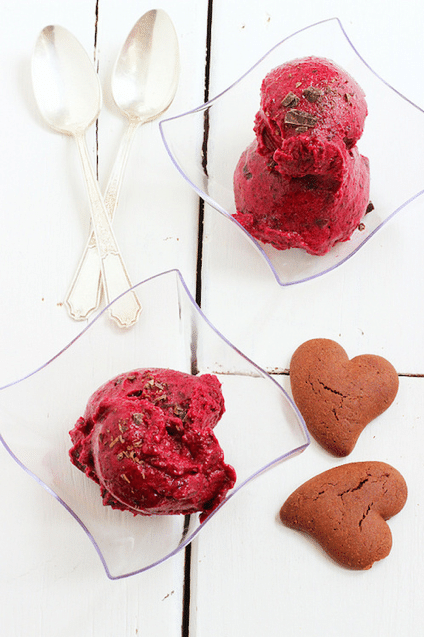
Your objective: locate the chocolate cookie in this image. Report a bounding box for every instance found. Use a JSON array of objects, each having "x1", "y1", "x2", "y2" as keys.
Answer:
[
  {"x1": 290, "y1": 339, "x2": 399, "y2": 456},
  {"x1": 280, "y1": 461, "x2": 407, "y2": 570}
]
